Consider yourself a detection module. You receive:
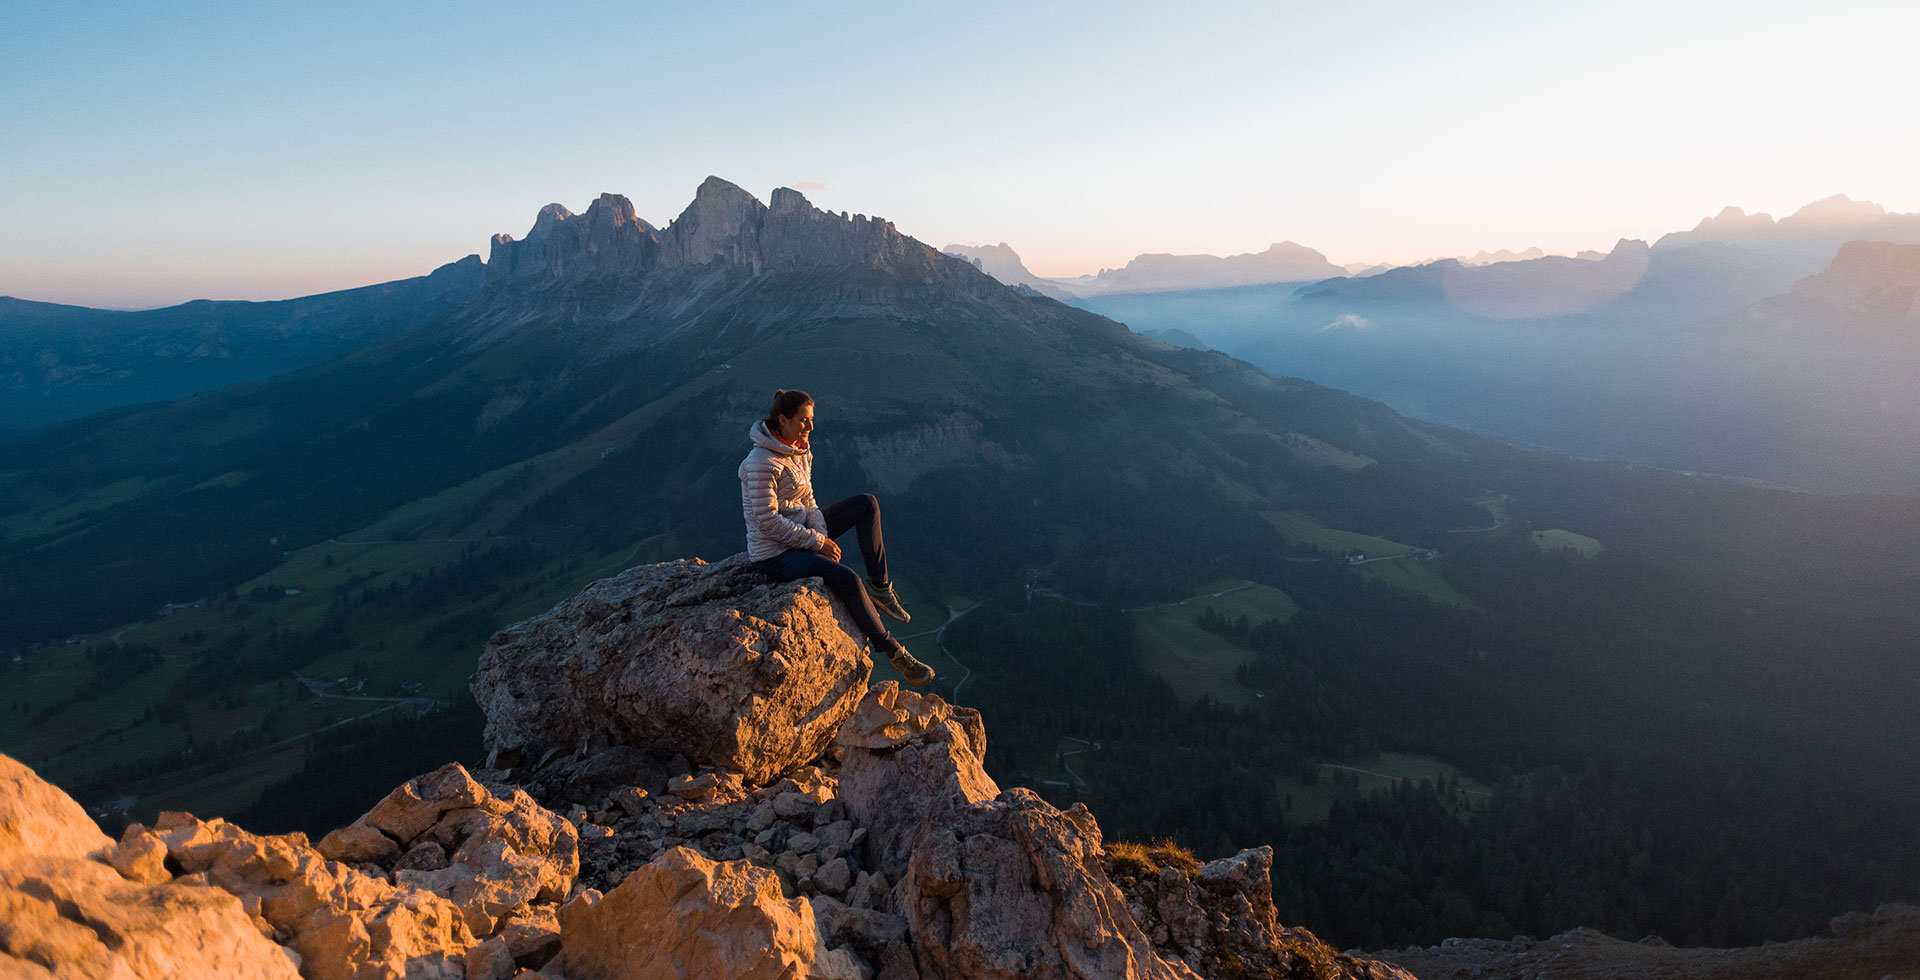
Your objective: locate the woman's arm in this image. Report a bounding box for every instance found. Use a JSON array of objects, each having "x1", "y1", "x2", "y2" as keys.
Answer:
[
  {"x1": 800, "y1": 484, "x2": 827, "y2": 536},
  {"x1": 741, "y1": 456, "x2": 828, "y2": 551}
]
